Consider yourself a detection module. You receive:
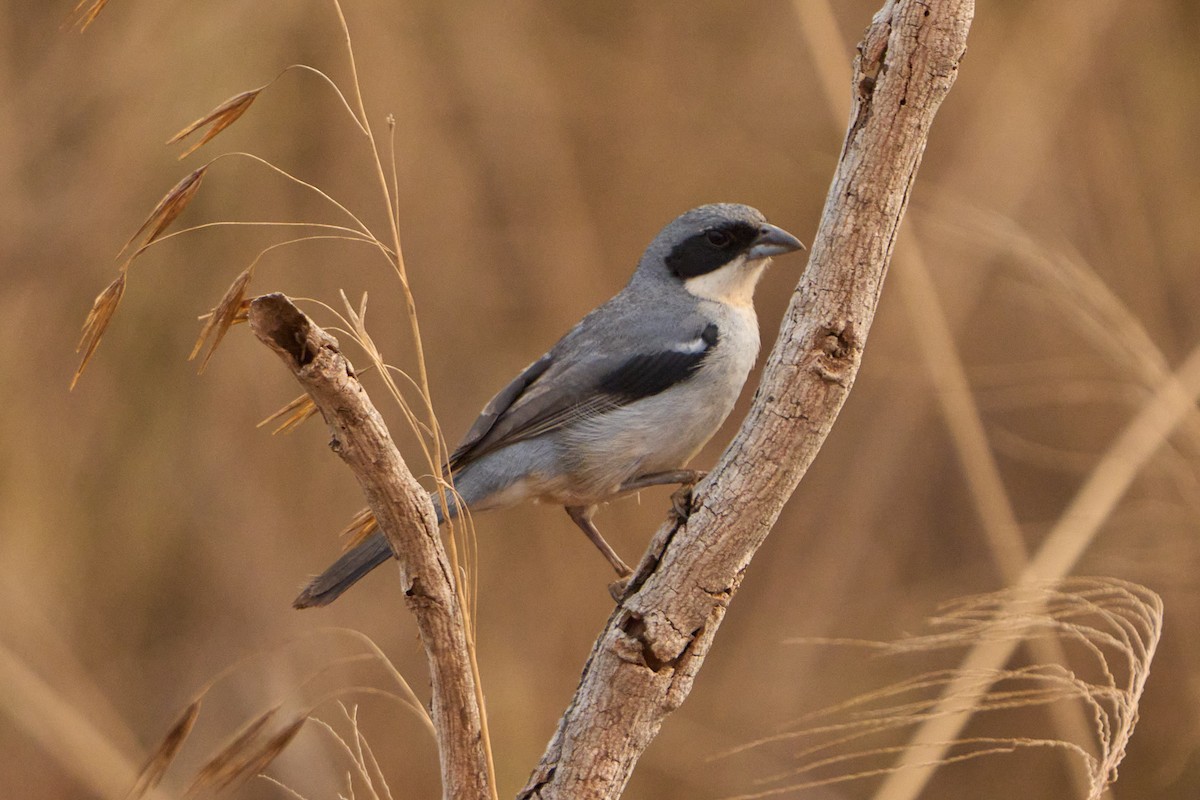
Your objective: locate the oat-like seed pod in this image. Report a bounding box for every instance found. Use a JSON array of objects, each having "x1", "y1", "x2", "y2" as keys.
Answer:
[
  {"x1": 126, "y1": 700, "x2": 201, "y2": 800},
  {"x1": 120, "y1": 167, "x2": 209, "y2": 258},
  {"x1": 190, "y1": 268, "x2": 254, "y2": 372},
  {"x1": 210, "y1": 717, "x2": 307, "y2": 792},
  {"x1": 169, "y1": 89, "x2": 263, "y2": 160},
  {"x1": 184, "y1": 707, "x2": 279, "y2": 796},
  {"x1": 71, "y1": 268, "x2": 128, "y2": 389}
]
